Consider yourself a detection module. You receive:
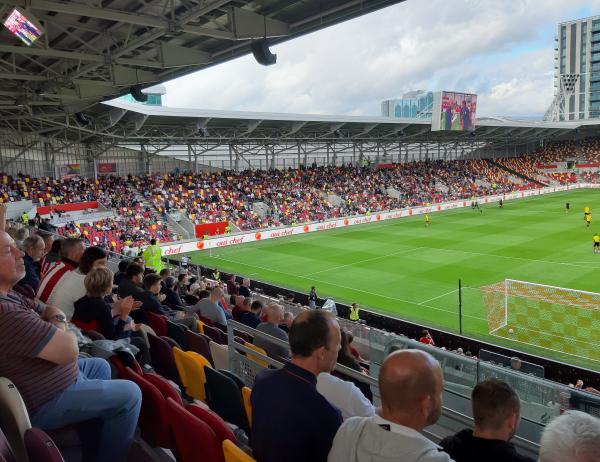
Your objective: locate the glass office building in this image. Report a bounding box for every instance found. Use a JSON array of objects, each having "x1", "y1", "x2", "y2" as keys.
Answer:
[
  {"x1": 381, "y1": 90, "x2": 434, "y2": 119},
  {"x1": 555, "y1": 15, "x2": 600, "y2": 120}
]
